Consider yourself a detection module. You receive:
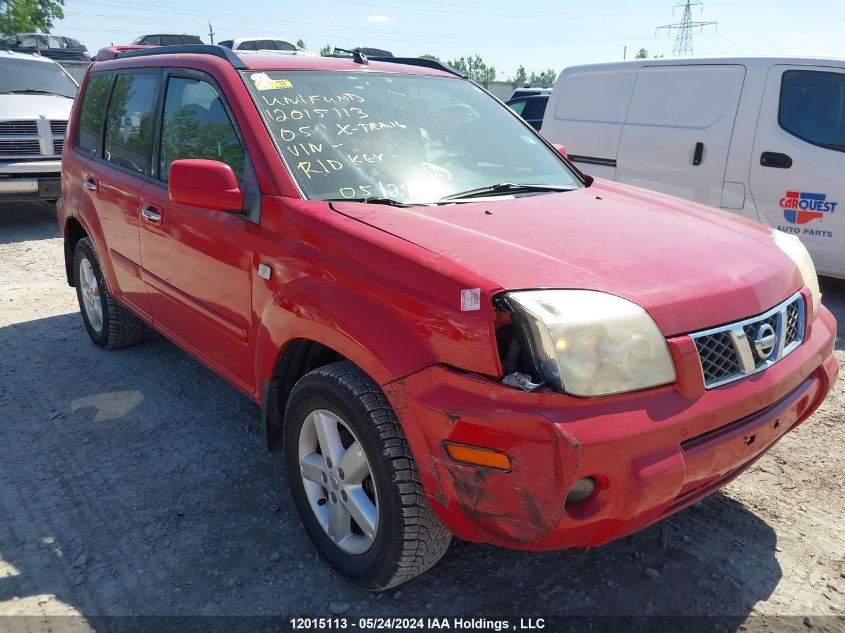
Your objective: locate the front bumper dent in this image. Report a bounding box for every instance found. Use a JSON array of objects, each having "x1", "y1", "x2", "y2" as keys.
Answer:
[{"x1": 384, "y1": 306, "x2": 838, "y2": 550}]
